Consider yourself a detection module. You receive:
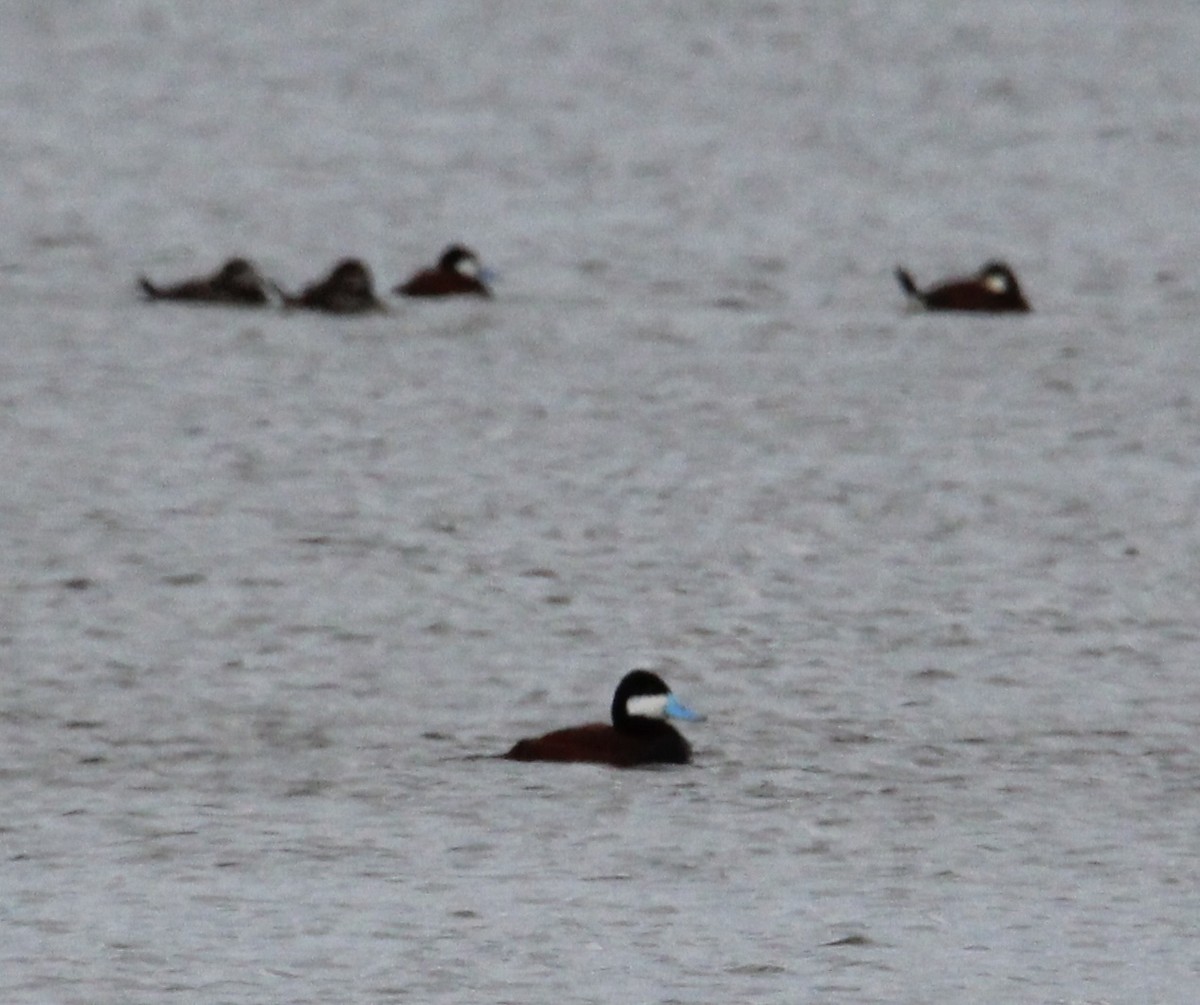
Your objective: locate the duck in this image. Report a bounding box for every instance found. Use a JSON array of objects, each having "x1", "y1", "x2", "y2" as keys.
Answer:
[
  {"x1": 503, "y1": 669, "x2": 704, "y2": 767},
  {"x1": 138, "y1": 257, "x2": 271, "y2": 305},
  {"x1": 280, "y1": 258, "x2": 386, "y2": 314},
  {"x1": 394, "y1": 244, "x2": 493, "y2": 298},
  {"x1": 895, "y1": 260, "x2": 1031, "y2": 313}
]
